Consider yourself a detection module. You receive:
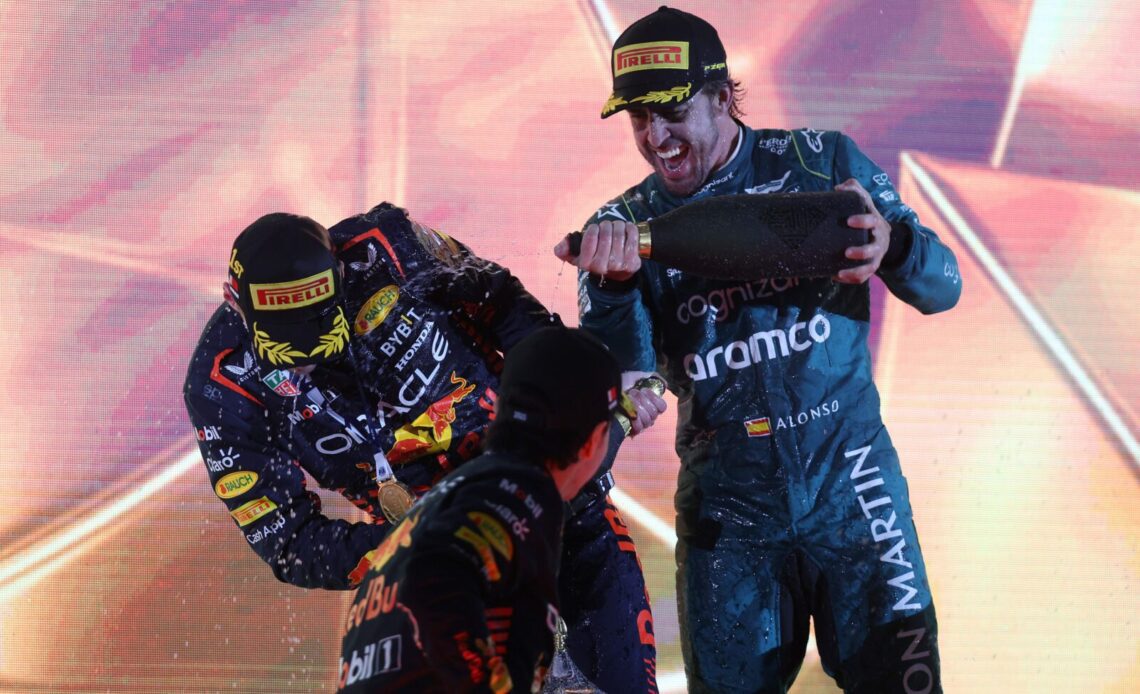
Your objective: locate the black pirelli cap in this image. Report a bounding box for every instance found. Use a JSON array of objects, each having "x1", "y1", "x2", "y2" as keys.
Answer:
[
  {"x1": 226, "y1": 213, "x2": 349, "y2": 371},
  {"x1": 601, "y1": 5, "x2": 728, "y2": 118}
]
